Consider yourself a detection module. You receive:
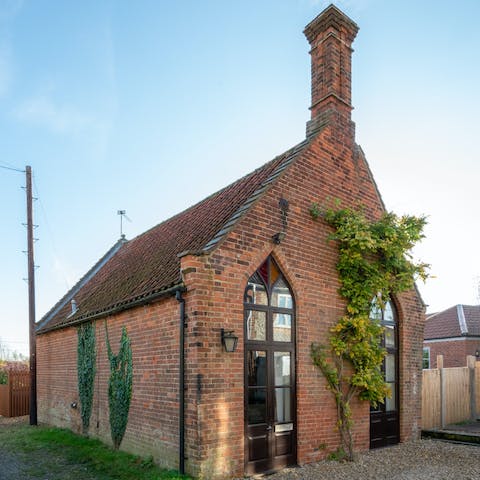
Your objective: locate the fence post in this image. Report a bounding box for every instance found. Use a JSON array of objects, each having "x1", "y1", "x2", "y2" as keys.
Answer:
[
  {"x1": 477, "y1": 361, "x2": 480, "y2": 419},
  {"x1": 7, "y1": 371, "x2": 12, "y2": 417},
  {"x1": 438, "y1": 355, "x2": 445, "y2": 429},
  {"x1": 467, "y1": 355, "x2": 476, "y2": 421}
]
